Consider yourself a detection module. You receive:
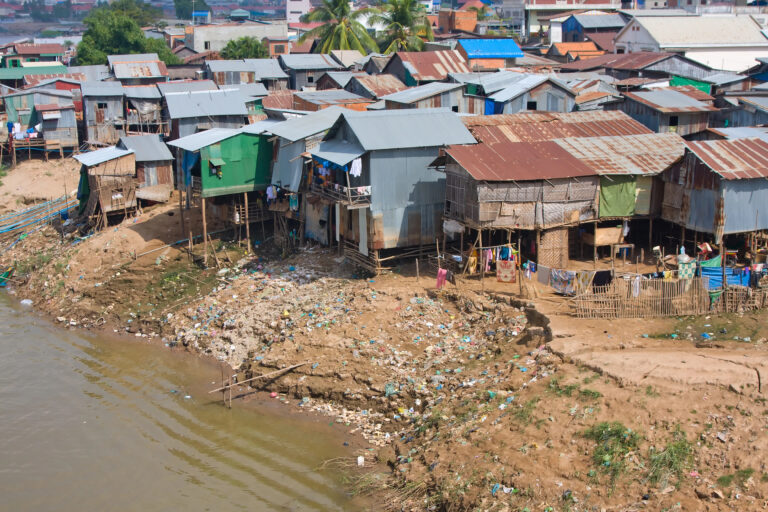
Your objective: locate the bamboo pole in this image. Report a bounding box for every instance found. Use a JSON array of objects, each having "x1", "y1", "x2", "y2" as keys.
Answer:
[
  {"x1": 244, "y1": 192, "x2": 251, "y2": 254},
  {"x1": 202, "y1": 197, "x2": 208, "y2": 267},
  {"x1": 209, "y1": 362, "x2": 308, "y2": 393},
  {"x1": 207, "y1": 233, "x2": 221, "y2": 268}
]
